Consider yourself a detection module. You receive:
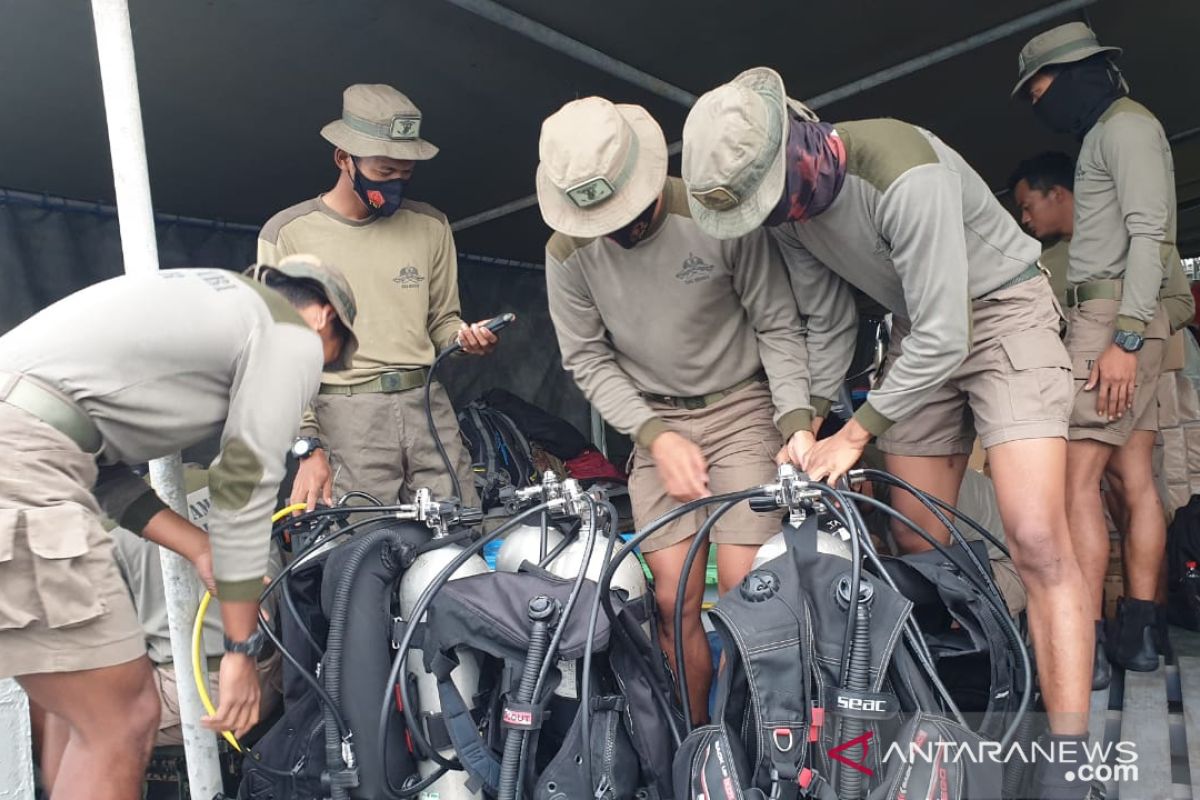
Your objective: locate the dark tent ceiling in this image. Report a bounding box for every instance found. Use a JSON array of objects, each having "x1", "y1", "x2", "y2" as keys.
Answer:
[{"x1": 1, "y1": 0, "x2": 1198, "y2": 262}]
